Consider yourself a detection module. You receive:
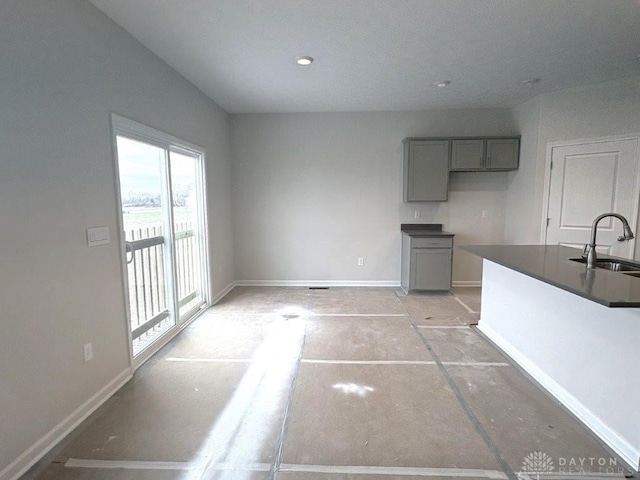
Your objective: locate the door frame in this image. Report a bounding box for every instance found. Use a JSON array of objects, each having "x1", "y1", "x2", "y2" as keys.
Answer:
[
  {"x1": 110, "y1": 114, "x2": 211, "y2": 369},
  {"x1": 540, "y1": 134, "x2": 640, "y2": 254}
]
